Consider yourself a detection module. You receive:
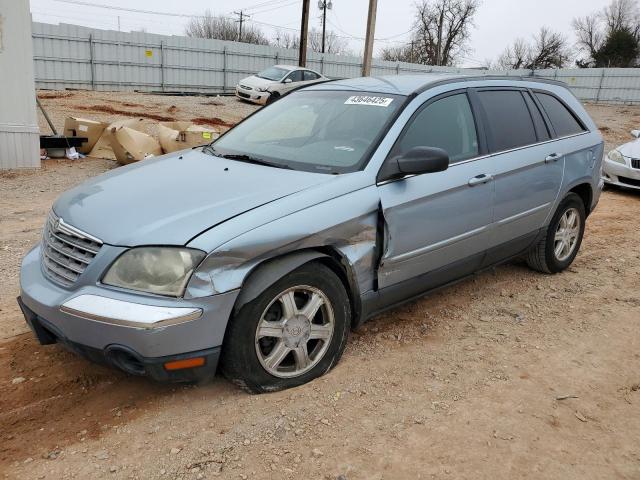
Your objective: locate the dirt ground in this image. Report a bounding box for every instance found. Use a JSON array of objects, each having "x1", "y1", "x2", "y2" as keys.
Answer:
[{"x1": 1, "y1": 93, "x2": 639, "y2": 480}]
